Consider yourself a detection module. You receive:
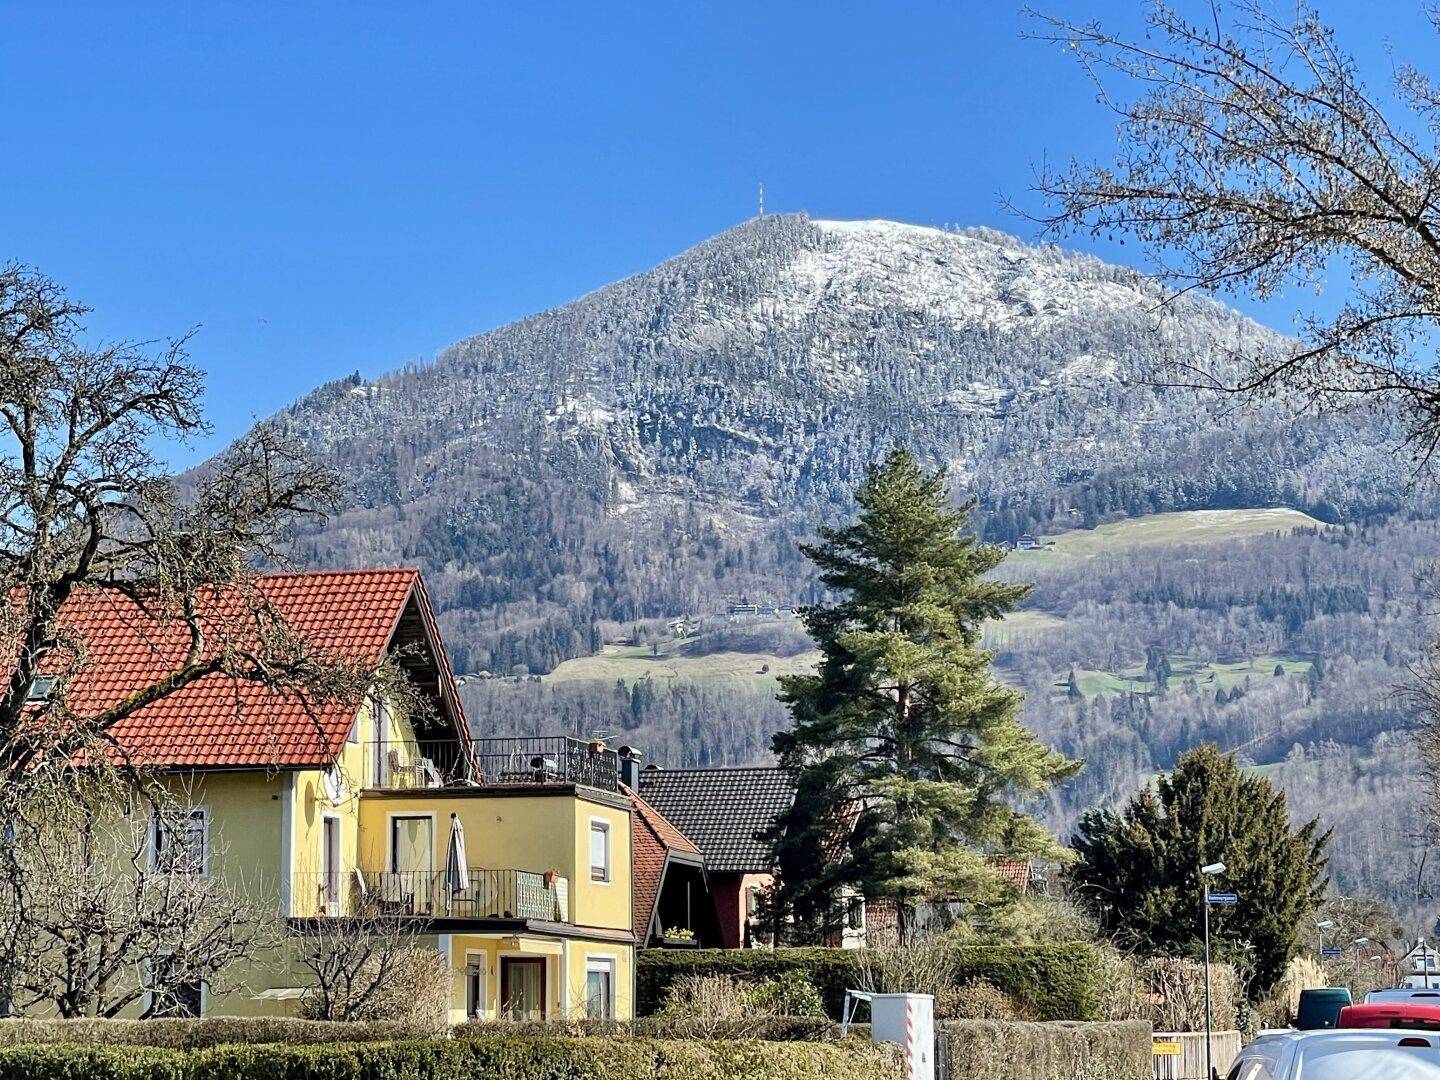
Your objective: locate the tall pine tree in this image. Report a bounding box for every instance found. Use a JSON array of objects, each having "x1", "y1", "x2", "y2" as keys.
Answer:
[
  {"x1": 1070, "y1": 745, "x2": 1329, "y2": 993},
  {"x1": 767, "y1": 450, "x2": 1079, "y2": 939}
]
